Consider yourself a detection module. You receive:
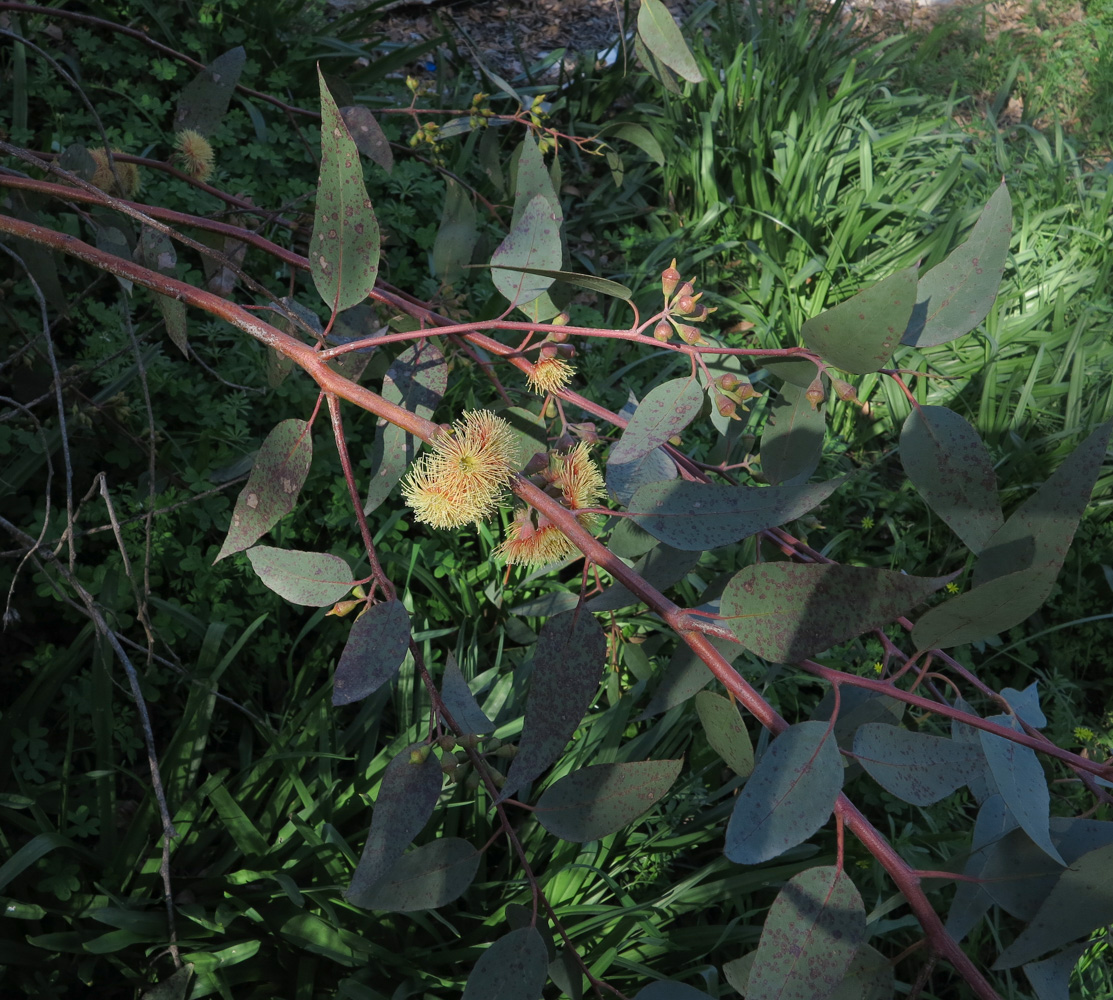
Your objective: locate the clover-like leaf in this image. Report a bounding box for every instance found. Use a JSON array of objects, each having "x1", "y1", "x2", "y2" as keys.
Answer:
[
  {"x1": 346, "y1": 742, "x2": 443, "y2": 907},
  {"x1": 332, "y1": 599, "x2": 411, "y2": 706},
  {"x1": 725, "y1": 721, "x2": 843, "y2": 865},
  {"x1": 245, "y1": 546, "x2": 353, "y2": 606},
  {"x1": 216, "y1": 418, "x2": 312, "y2": 563},
  {"x1": 311, "y1": 69, "x2": 380, "y2": 313},
  {"x1": 535, "y1": 760, "x2": 682, "y2": 842}
]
